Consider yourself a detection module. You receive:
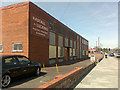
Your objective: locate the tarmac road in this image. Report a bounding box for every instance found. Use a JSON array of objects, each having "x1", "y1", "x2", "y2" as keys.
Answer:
[{"x1": 74, "y1": 56, "x2": 118, "y2": 88}]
